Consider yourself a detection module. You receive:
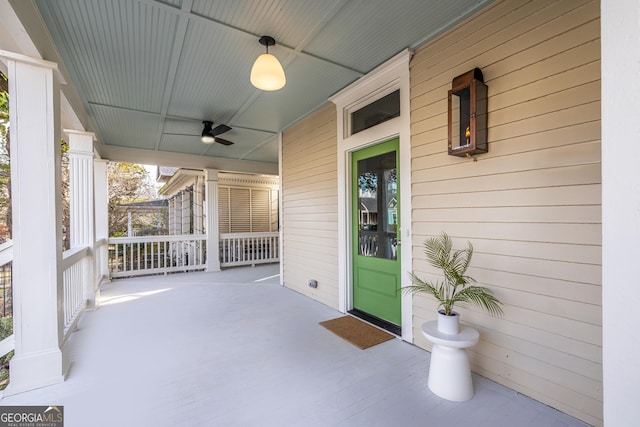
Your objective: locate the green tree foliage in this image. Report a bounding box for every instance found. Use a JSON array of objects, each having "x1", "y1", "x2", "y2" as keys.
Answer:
[
  {"x1": 108, "y1": 162, "x2": 156, "y2": 236},
  {"x1": 0, "y1": 72, "x2": 10, "y2": 241},
  {"x1": 60, "y1": 139, "x2": 70, "y2": 248}
]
